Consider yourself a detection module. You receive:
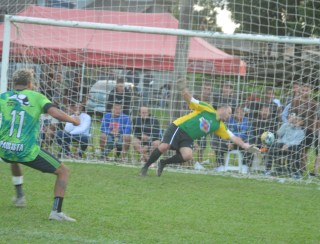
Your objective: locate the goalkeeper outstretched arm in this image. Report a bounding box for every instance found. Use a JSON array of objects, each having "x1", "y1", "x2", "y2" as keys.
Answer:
[
  {"x1": 230, "y1": 135, "x2": 260, "y2": 154},
  {"x1": 177, "y1": 78, "x2": 192, "y2": 103}
]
